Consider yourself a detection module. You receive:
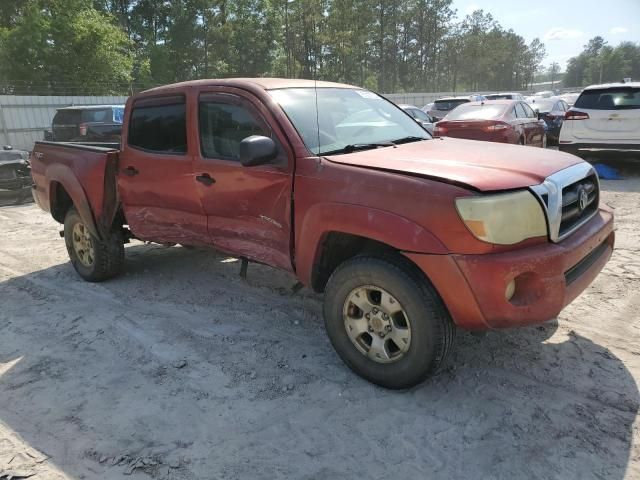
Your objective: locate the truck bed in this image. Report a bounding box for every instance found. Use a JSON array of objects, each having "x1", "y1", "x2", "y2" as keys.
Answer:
[{"x1": 30, "y1": 141, "x2": 121, "y2": 239}]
